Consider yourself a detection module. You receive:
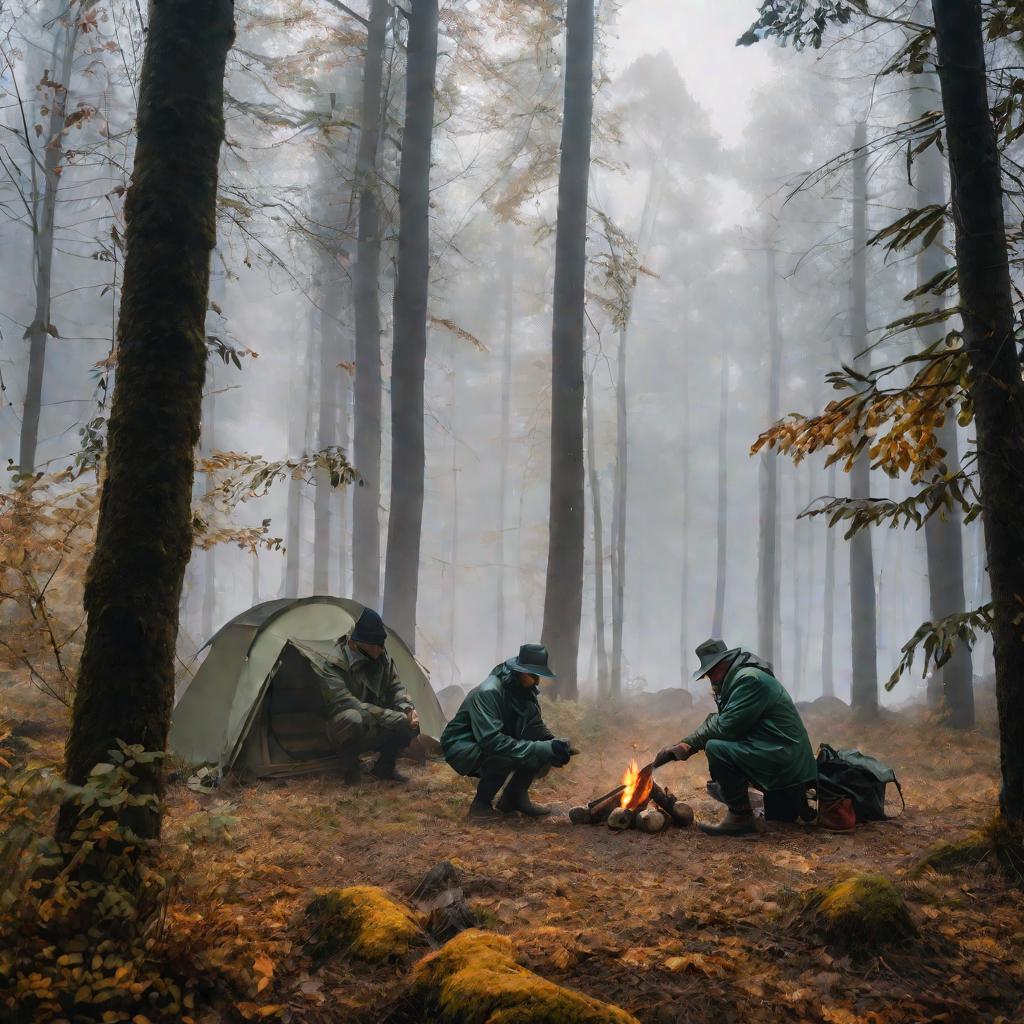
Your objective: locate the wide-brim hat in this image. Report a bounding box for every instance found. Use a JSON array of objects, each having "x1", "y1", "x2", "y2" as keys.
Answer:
[
  {"x1": 693, "y1": 638, "x2": 739, "y2": 680},
  {"x1": 506, "y1": 643, "x2": 557, "y2": 679}
]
